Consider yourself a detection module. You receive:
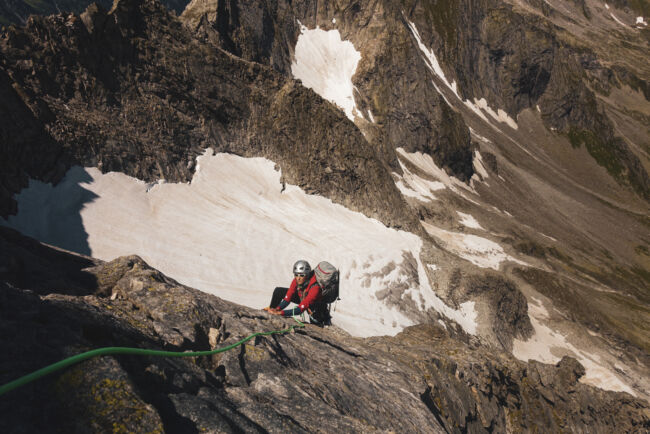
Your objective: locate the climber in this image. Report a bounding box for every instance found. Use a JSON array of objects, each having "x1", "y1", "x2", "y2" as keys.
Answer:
[{"x1": 263, "y1": 260, "x2": 331, "y2": 325}]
